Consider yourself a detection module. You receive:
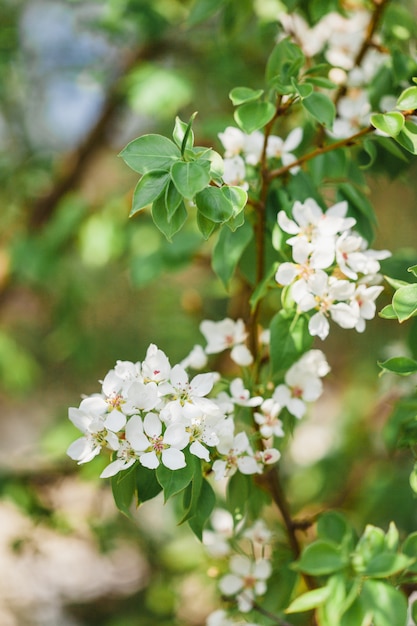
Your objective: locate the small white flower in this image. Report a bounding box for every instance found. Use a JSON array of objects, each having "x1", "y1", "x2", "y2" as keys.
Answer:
[
  {"x1": 351, "y1": 283, "x2": 384, "y2": 332},
  {"x1": 223, "y1": 155, "x2": 248, "y2": 190},
  {"x1": 266, "y1": 127, "x2": 303, "y2": 173},
  {"x1": 141, "y1": 344, "x2": 171, "y2": 384},
  {"x1": 213, "y1": 432, "x2": 261, "y2": 480},
  {"x1": 254, "y1": 398, "x2": 284, "y2": 439},
  {"x1": 180, "y1": 344, "x2": 208, "y2": 370},
  {"x1": 230, "y1": 344, "x2": 253, "y2": 366},
  {"x1": 229, "y1": 378, "x2": 263, "y2": 407},
  {"x1": 219, "y1": 554, "x2": 272, "y2": 612},
  {"x1": 66, "y1": 407, "x2": 121, "y2": 464},
  {"x1": 200, "y1": 318, "x2": 248, "y2": 354},
  {"x1": 138, "y1": 412, "x2": 188, "y2": 470}
]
